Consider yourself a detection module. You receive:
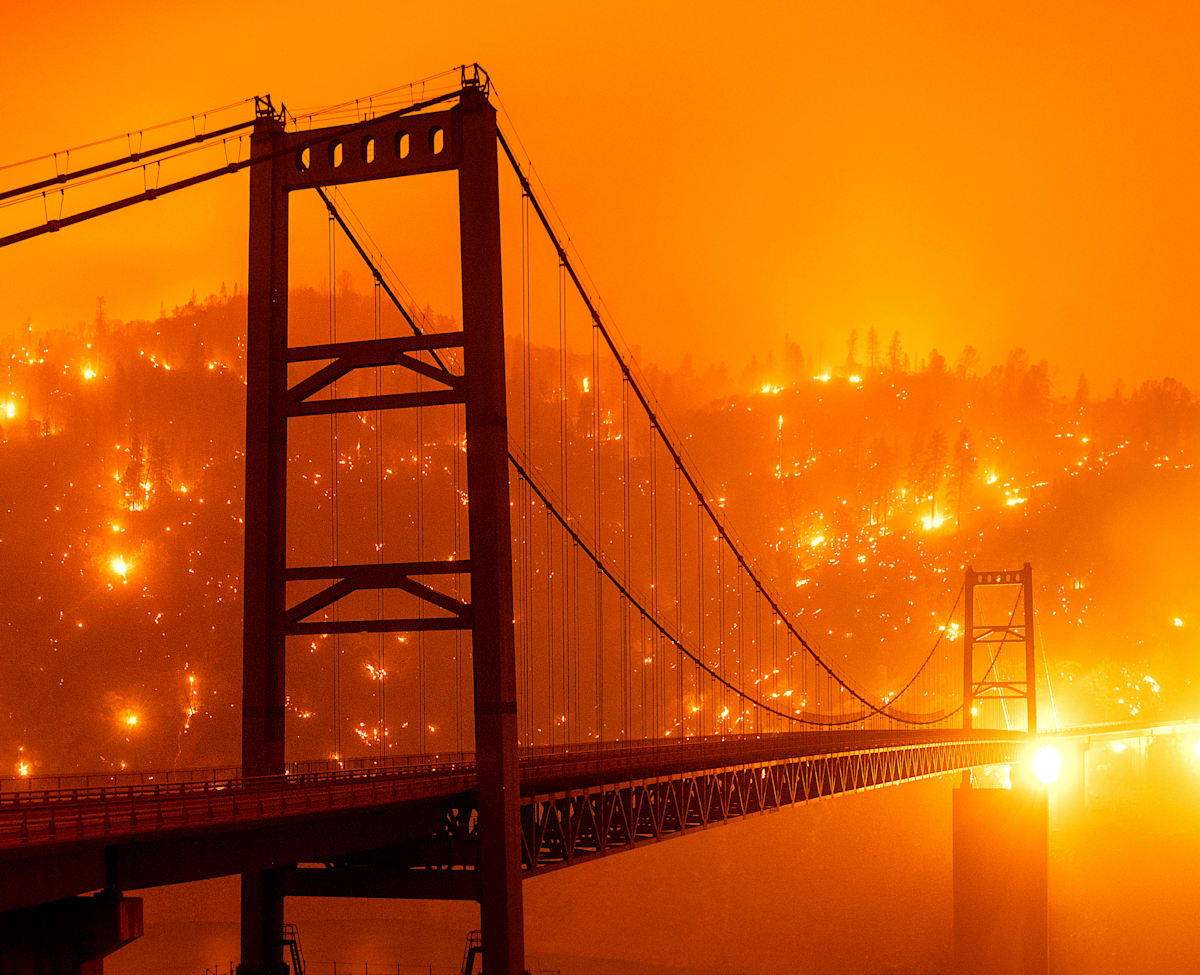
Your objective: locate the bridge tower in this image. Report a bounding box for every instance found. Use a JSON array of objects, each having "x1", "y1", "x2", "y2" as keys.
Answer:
[
  {"x1": 962, "y1": 563, "x2": 1037, "y2": 735},
  {"x1": 955, "y1": 563, "x2": 1047, "y2": 975},
  {"x1": 240, "y1": 74, "x2": 524, "y2": 974}
]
